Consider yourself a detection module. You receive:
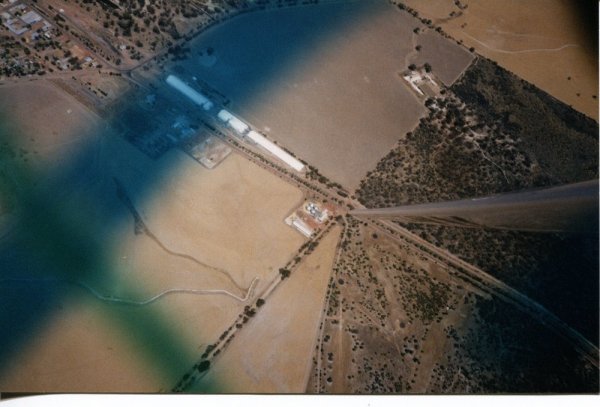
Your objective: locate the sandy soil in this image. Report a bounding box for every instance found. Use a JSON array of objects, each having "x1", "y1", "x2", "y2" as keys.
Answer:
[
  {"x1": 198, "y1": 225, "x2": 341, "y2": 393},
  {"x1": 0, "y1": 82, "x2": 306, "y2": 391},
  {"x1": 401, "y1": 0, "x2": 599, "y2": 120},
  {"x1": 0, "y1": 82, "x2": 102, "y2": 172},
  {"x1": 0, "y1": 292, "x2": 166, "y2": 392}
]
